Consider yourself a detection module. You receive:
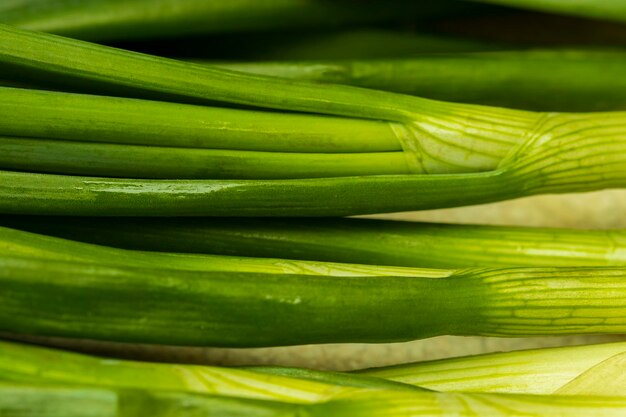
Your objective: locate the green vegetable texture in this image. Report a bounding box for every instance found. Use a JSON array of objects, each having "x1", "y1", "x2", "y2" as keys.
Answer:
[
  {"x1": 359, "y1": 341, "x2": 626, "y2": 395},
  {"x1": 3, "y1": 254, "x2": 626, "y2": 347},
  {"x1": 1, "y1": 26, "x2": 626, "y2": 216},
  {"x1": 13, "y1": 217, "x2": 624, "y2": 269},
  {"x1": 214, "y1": 50, "x2": 626, "y2": 112},
  {"x1": 0, "y1": 0, "x2": 468, "y2": 42},
  {"x1": 3, "y1": 382, "x2": 626, "y2": 417}
]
